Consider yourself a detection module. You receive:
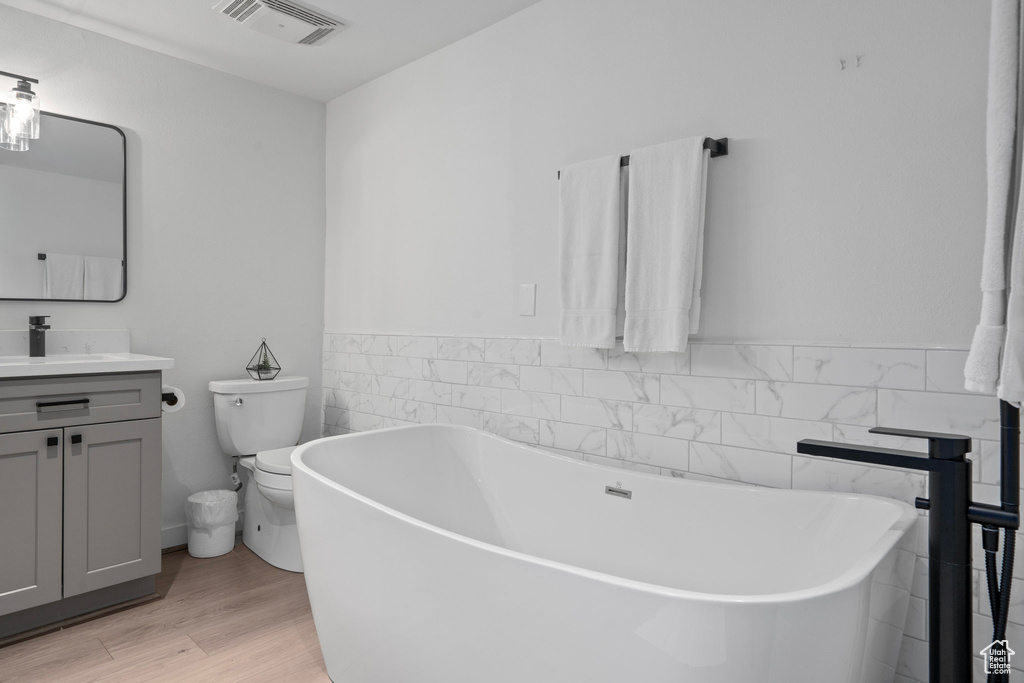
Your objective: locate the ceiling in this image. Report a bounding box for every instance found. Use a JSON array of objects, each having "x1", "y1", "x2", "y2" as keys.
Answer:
[{"x1": 0, "y1": 0, "x2": 543, "y2": 102}]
